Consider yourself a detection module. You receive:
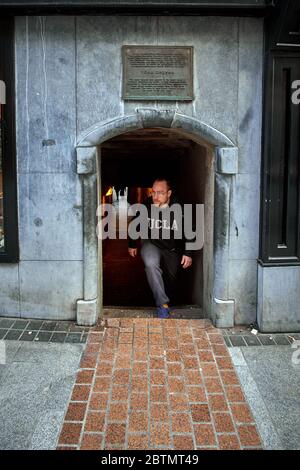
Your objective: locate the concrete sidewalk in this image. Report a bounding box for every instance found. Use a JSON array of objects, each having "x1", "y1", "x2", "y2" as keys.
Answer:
[
  {"x1": 229, "y1": 346, "x2": 300, "y2": 450},
  {"x1": 0, "y1": 319, "x2": 299, "y2": 450},
  {"x1": 0, "y1": 341, "x2": 84, "y2": 450}
]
